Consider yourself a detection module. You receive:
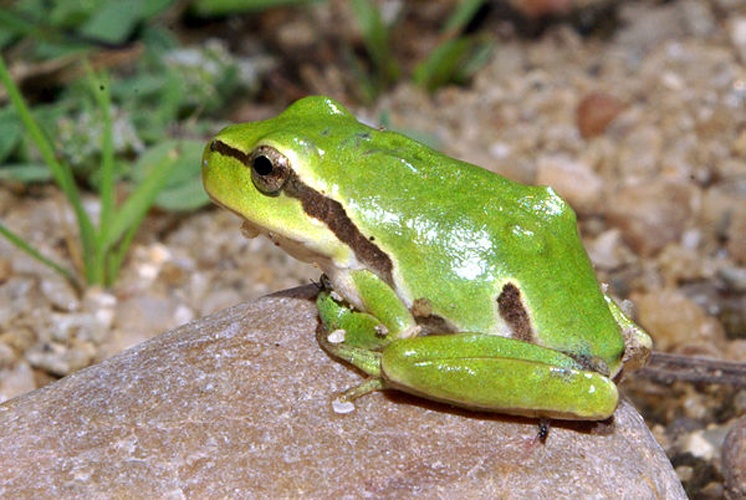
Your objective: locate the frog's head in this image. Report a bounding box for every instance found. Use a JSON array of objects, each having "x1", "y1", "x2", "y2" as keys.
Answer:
[{"x1": 201, "y1": 96, "x2": 384, "y2": 275}]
